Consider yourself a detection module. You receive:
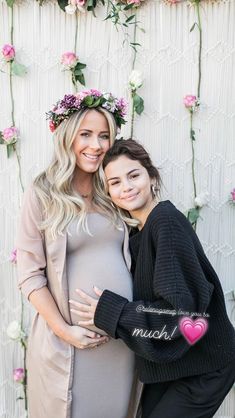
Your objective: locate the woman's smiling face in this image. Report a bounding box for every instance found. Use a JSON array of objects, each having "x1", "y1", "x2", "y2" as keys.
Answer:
[
  {"x1": 104, "y1": 155, "x2": 154, "y2": 214},
  {"x1": 72, "y1": 109, "x2": 110, "y2": 174}
]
